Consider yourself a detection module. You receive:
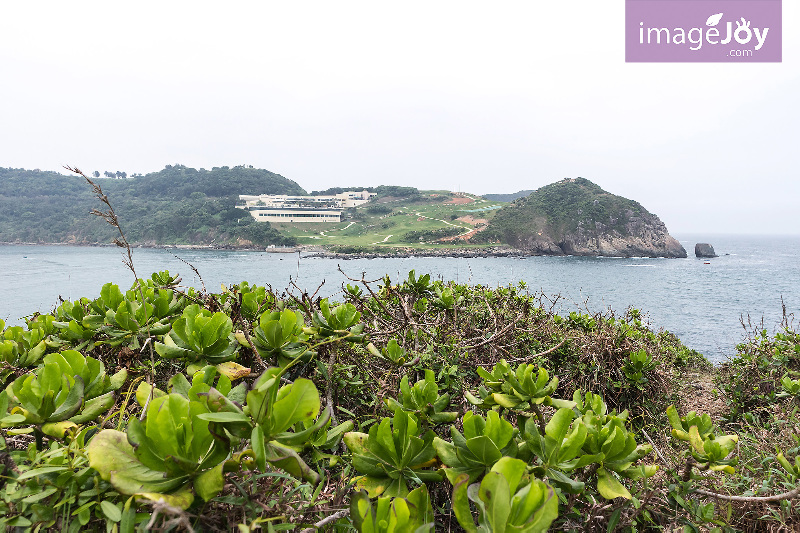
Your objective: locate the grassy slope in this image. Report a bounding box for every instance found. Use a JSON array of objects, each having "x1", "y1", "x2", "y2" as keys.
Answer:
[{"x1": 276, "y1": 192, "x2": 507, "y2": 249}]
